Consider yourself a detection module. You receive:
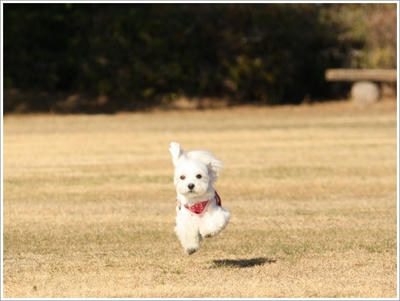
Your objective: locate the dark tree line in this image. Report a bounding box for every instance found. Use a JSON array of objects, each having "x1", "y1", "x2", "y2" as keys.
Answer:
[{"x1": 4, "y1": 3, "x2": 395, "y2": 113}]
